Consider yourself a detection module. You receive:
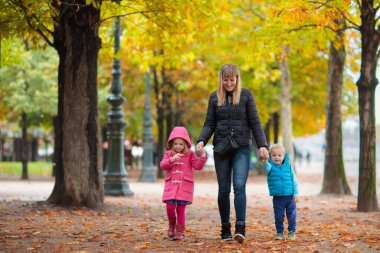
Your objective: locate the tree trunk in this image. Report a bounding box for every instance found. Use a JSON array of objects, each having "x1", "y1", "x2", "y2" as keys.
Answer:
[
  {"x1": 52, "y1": 116, "x2": 59, "y2": 177},
  {"x1": 21, "y1": 112, "x2": 29, "y2": 180},
  {"x1": 153, "y1": 66, "x2": 164, "y2": 178},
  {"x1": 356, "y1": 0, "x2": 379, "y2": 212},
  {"x1": 175, "y1": 88, "x2": 185, "y2": 126},
  {"x1": 321, "y1": 21, "x2": 351, "y2": 194},
  {"x1": 280, "y1": 45, "x2": 294, "y2": 168},
  {"x1": 264, "y1": 117, "x2": 271, "y2": 144},
  {"x1": 273, "y1": 112, "x2": 279, "y2": 143},
  {"x1": 48, "y1": 0, "x2": 103, "y2": 207},
  {"x1": 164, "y1": 81, "x2": 174, "y2": 141}
]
